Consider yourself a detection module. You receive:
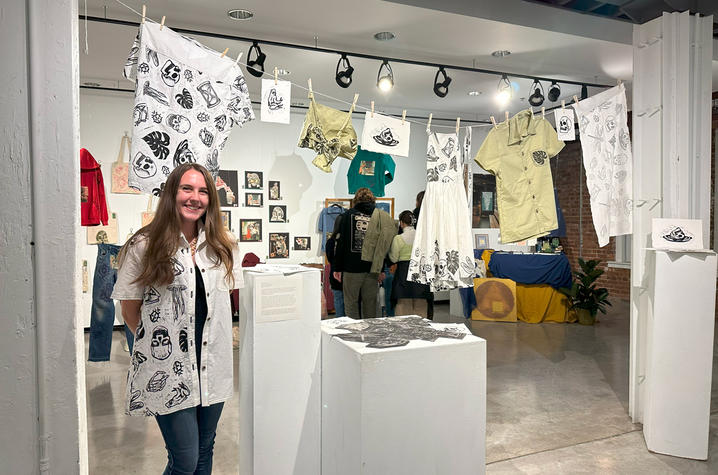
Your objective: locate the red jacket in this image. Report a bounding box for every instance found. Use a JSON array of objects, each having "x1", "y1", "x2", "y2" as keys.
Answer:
[{"x1": 80, "y1": 148, "x2": 109, "y2": 226}]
